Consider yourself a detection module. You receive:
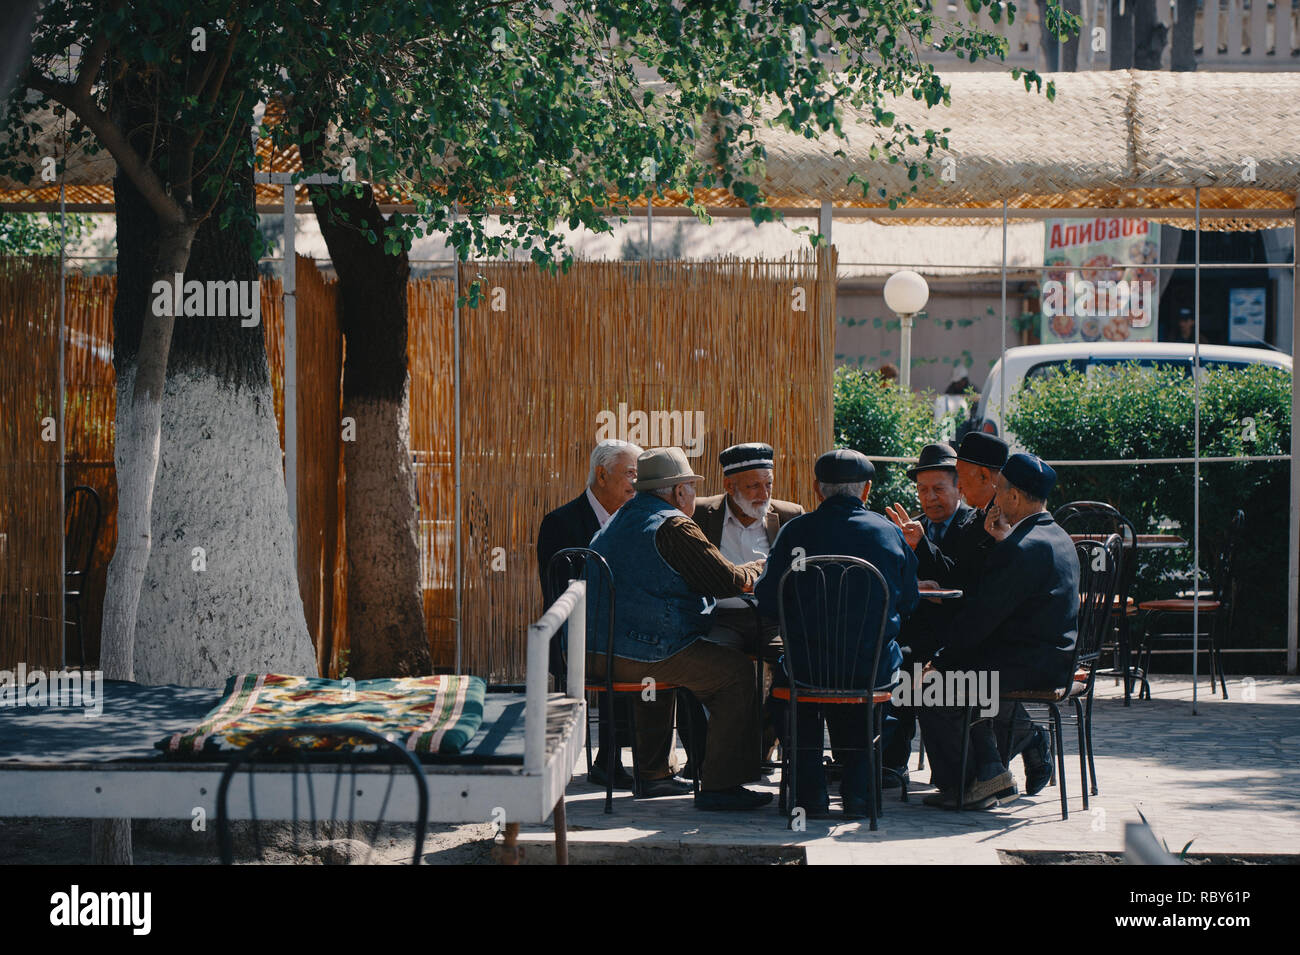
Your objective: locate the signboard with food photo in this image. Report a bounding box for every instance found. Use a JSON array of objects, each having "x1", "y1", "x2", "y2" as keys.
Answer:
[{"x1": 1039, "y1": 217, "x2": 1160, "y2": 345}]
